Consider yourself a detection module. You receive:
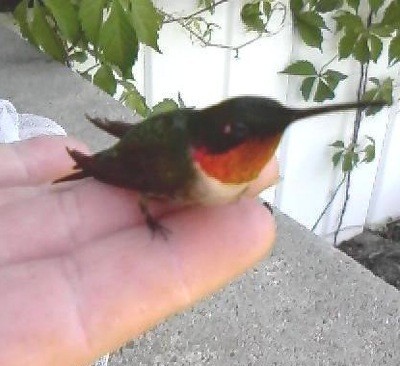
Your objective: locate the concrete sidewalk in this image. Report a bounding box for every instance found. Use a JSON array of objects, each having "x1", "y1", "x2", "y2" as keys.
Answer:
[{"x1": 1, "y1": 25, "x2": 399, "y2": 365}]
